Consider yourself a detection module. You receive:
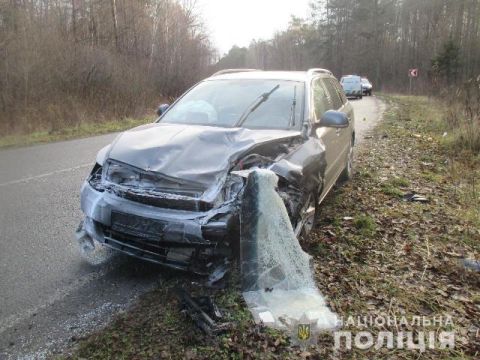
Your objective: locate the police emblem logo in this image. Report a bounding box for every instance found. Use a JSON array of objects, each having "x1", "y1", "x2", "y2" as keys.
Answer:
[{"x1": 297, "y1": 323, "x2": 311, "y2": 341}]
